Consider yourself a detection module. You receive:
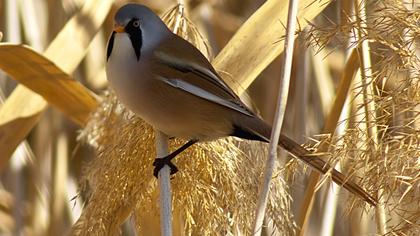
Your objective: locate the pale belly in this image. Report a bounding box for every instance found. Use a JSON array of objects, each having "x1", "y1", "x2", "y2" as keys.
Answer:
[{"x1": 109, "y1": 76, "x2": 233, "y2": 140}]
